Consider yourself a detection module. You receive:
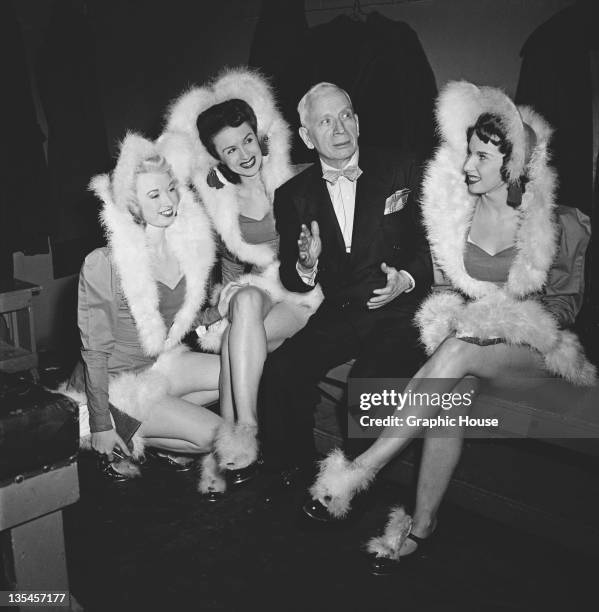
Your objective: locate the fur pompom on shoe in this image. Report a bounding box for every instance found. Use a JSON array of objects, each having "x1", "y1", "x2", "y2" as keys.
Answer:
[
  {"x1": 309, "y1": 449, "x2": 377, "y2": 519},
  {"x1": 214, "y1": 422, "x2": 259, "y2": 470},
  {"x1": 198, "y1": 452, "x2": 227, "y2": 495},
  {"x1": 366, "y1": 506, "x2": 413, "y2": 560}
]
